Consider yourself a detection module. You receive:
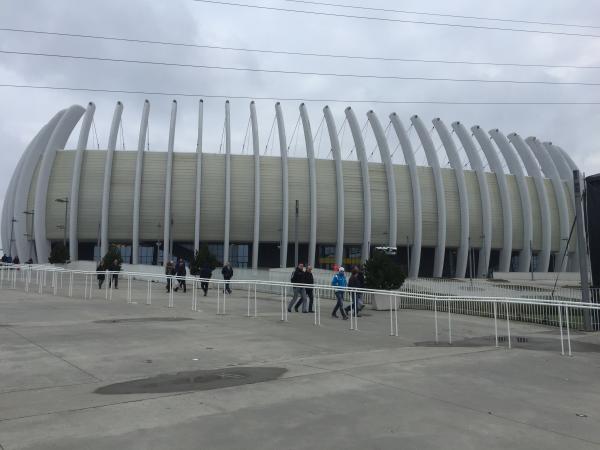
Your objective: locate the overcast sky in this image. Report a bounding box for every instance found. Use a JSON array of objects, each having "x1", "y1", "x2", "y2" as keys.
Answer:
[{"x1": 1, "y1": 0, "x2": 600, "y2": 242}]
